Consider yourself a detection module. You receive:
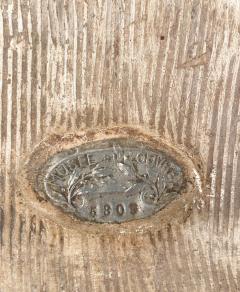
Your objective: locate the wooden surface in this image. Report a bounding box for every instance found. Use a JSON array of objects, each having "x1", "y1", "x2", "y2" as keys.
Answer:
[{"x1": 1, "y1": 0, "x2": 240, "y2": 291}]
